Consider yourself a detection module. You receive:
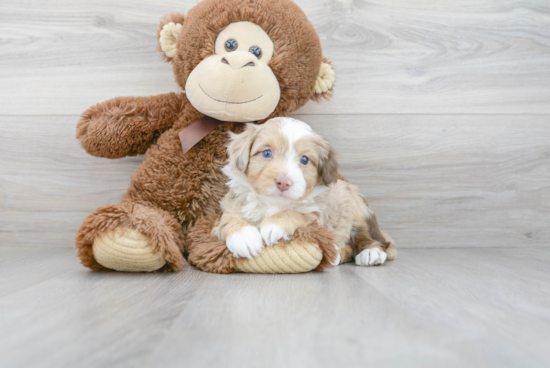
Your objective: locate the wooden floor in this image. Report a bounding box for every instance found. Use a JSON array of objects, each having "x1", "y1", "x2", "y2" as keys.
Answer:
[{"x1": 1, "y1": 247, "x2": 549, "y2": 368}]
